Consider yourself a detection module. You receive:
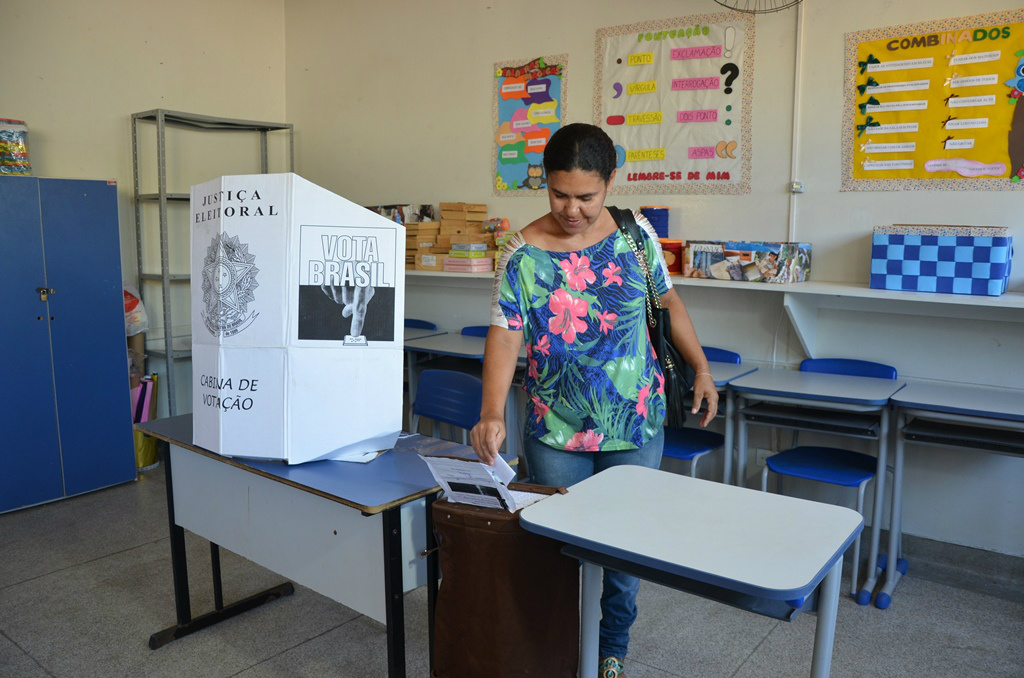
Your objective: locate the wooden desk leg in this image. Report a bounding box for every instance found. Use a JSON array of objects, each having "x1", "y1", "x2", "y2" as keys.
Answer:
[
  {"x1": 382, "y1": 506, "x2": 406, "y2": 678},
  {"x1": 425, "y1": 492, "x2": 439, "y2": 671},
  {"x1": 810, "y1": 559, "x2": 842, "y2": 678},
  {"x1": 579, "y1": 561, "x2": 601, "y2": 678}
]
